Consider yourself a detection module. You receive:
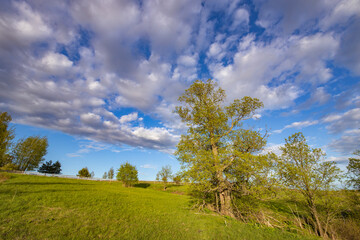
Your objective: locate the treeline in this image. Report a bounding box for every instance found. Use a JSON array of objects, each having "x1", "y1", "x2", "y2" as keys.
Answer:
[
  {"x1": 174, "y1": 80, "x2": 360, "y2": 239},
  {"x1": 0, "y1": 112, "x2": 60, "y2": 173}
]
